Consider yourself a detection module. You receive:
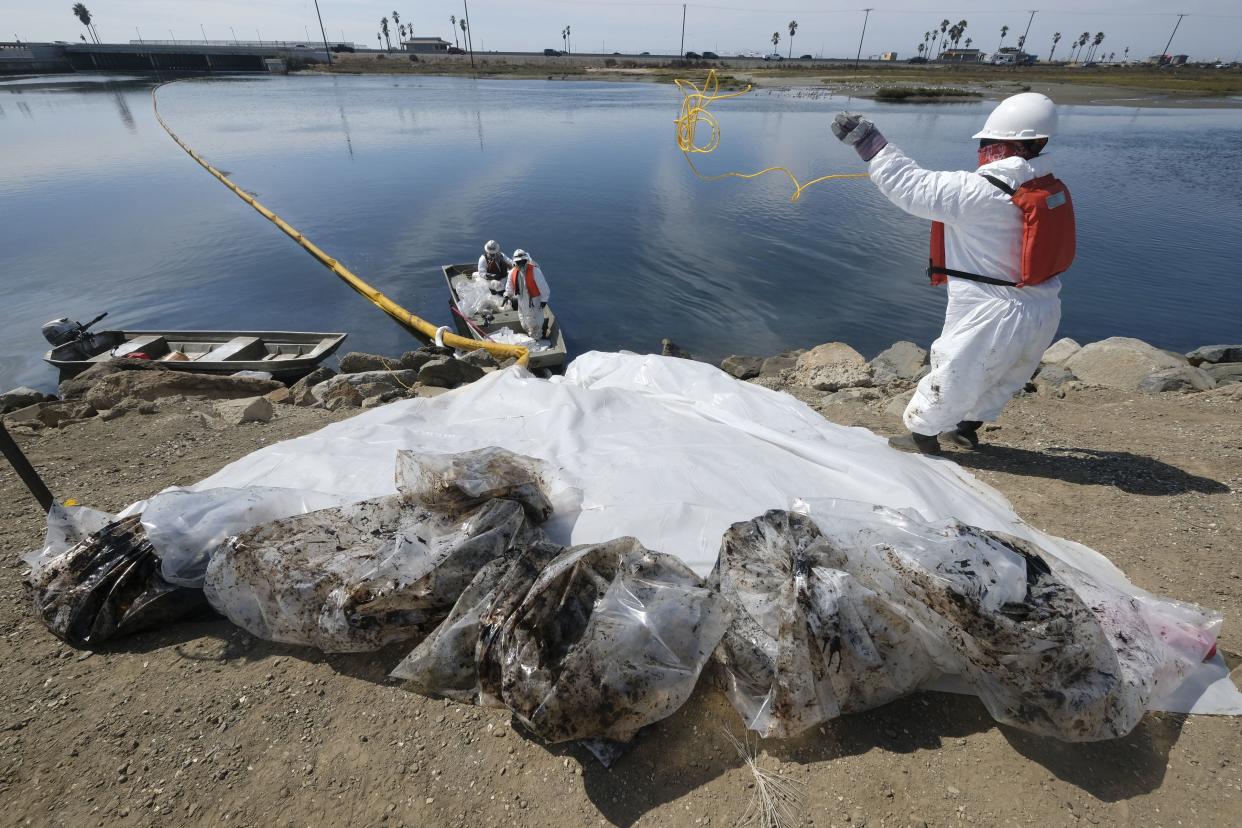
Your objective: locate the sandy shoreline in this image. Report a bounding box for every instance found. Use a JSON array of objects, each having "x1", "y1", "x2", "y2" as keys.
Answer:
[{"x1": 2, "y1": 345, "x2": 1240, "y2": 827}]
